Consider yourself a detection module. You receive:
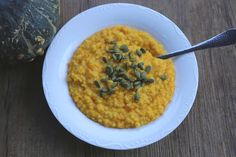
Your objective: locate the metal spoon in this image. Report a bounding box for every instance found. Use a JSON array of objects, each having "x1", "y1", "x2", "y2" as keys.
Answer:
[{"x1": 158, "y1": 28, "x2": 236, "y2": 59}]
